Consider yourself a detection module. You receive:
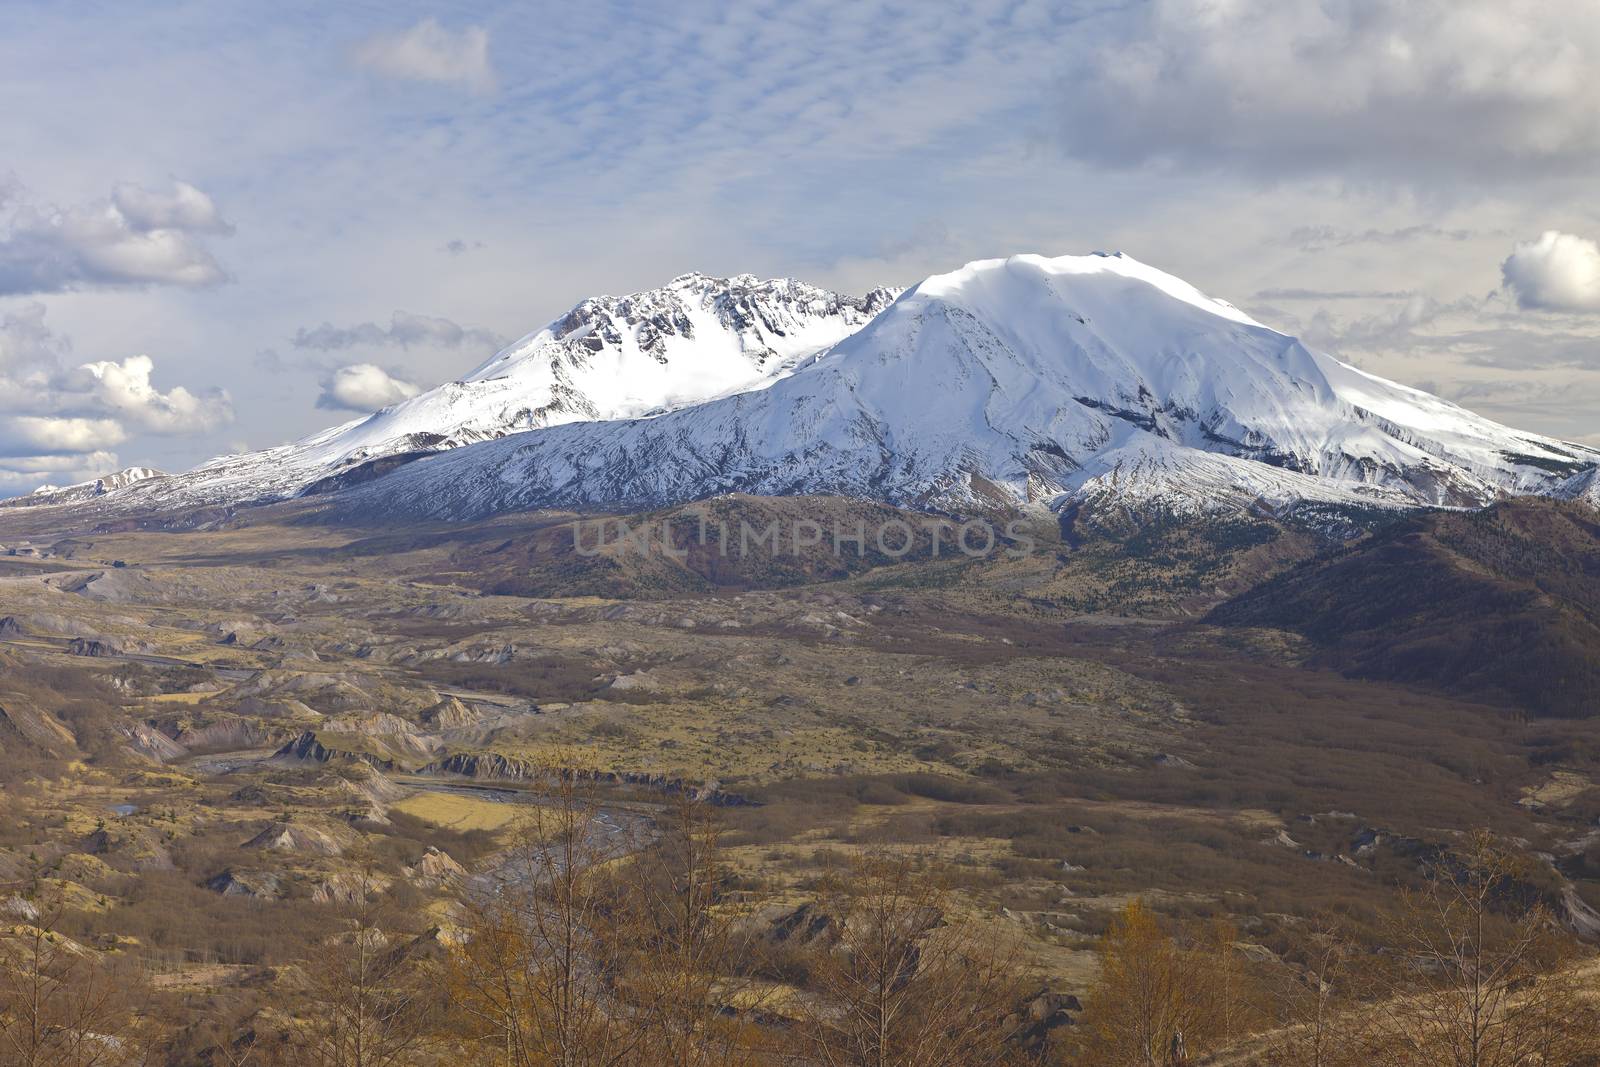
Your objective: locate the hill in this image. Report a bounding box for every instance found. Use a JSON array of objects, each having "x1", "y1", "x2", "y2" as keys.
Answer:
[{"x1": 1210, "y1": 497, "x2": 1600, "y2": 717}]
